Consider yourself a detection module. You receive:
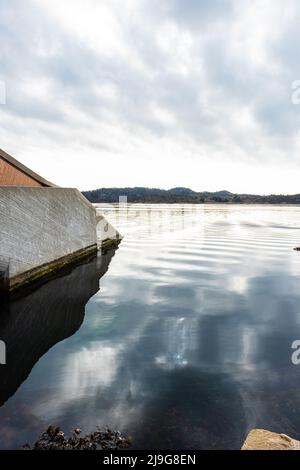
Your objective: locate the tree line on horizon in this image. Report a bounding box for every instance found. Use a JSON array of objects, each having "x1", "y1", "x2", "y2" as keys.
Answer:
[{"x1": 82, "y1": 187, "x2": 300, "y2": 204}]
